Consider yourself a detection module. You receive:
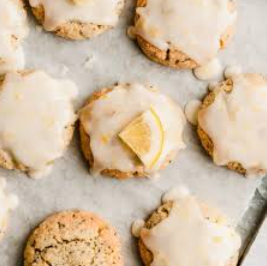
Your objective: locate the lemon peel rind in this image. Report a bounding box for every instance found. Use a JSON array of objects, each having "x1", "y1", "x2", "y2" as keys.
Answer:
[{"x1": 148, "y1": 107, "x2": 164, "y2": 169}]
